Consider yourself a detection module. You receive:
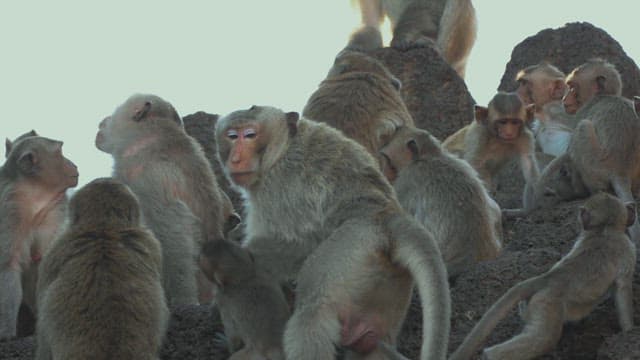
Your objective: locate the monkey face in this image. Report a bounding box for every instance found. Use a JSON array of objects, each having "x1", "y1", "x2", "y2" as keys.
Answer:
[
  {"x1": 562, "y1": 80, "x2": 581, "y2": 115},
  {"x1": 221, "y1": 124, "x2": 262, "y2": 188},
  {"x1": 494, "y1": 118, "x2": 524, "y2": 142},
  {"x1": 12, "y1": 138, "x2": 79, "y2": 190}
]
